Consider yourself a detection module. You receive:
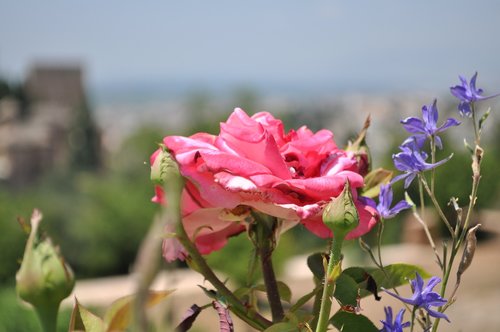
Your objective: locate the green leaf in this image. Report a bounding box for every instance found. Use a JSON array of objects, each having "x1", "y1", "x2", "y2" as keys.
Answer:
[
  {"x1": 69, "y1": 298, "x2": 105, "y2": 332},
  {"x1": 307, "y1": 252, "x2": 325, "y2": 280},
  {"x1": 286, "y1": 310, "x2": 314, "y2": 326},
  {"x1": 103, "y1": 289, "x2": 175, "y2": 331},
  {"x1": 290, "y1": 287, "x2": 321, "y2": 312},
  {"x1": 366, "y1": 264, "x2": 429, "y2": 291},
  {"x1": 362, "y1": 168, "x2": 393, "y2": 198},
  {"x1": 254, "y1": 281, "x2": 292, "y2": 303},
  {"x1": 330, "y1": 311, "x2": 378, "y2": 332},
  {"x1": 263, "y1": 322, "x2": 300, "y2": 332},
  {"x1": 333, "y1": 273, "x2": 360, "y2": 307}
]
